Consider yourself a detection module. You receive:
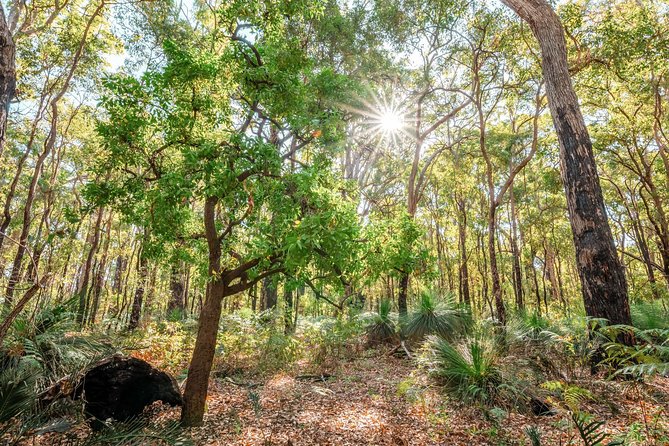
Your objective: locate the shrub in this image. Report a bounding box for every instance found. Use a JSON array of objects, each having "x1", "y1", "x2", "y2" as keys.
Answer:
[
  {"x1": 365, "y1": 299, "x2": 397, "y2": 345},
  {"x1": 422, "y1": 336, "x2": 502, "y2": 405},
  {"x1": 403, "y1": 291, "x2": 469, "y2": 342}
]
